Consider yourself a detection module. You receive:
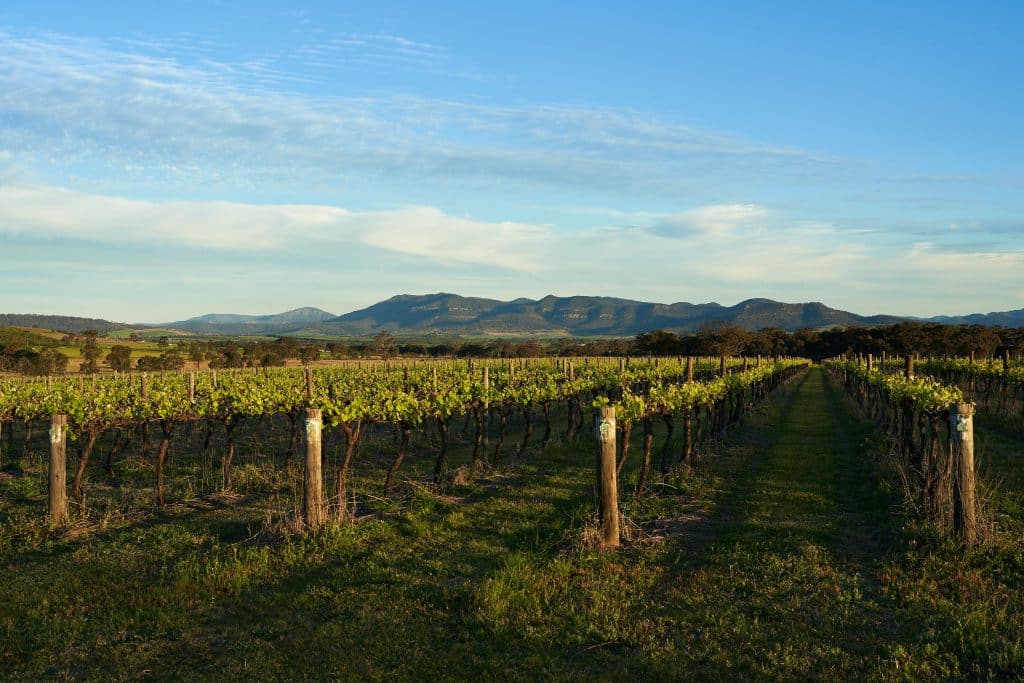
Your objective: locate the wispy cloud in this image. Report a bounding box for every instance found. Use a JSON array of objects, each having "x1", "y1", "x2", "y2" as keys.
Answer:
[
  {"x1": 0, "y1": 29, "x2": 835, "y2": 198},
  {"x1": 649, "y1": 204, "x2": 769, "y2": 240},
  {"x1": 0, "y1": 184, "x2": 554, "y2": 271}
]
